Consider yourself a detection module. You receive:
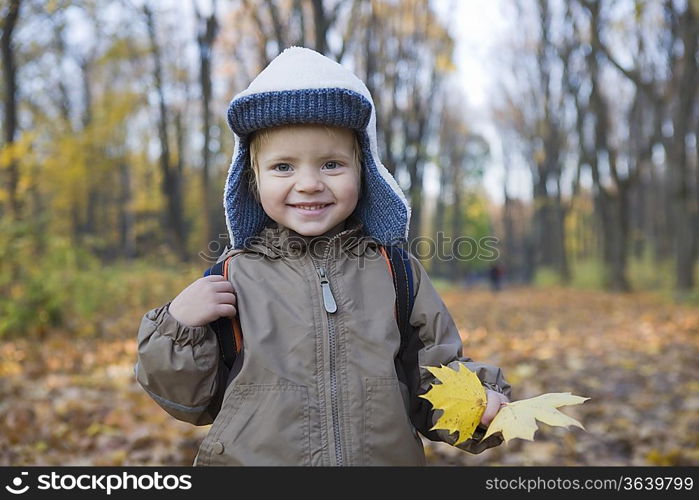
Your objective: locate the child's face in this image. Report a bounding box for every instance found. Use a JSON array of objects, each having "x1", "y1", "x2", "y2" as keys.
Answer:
[{"x1": 253, "y1": 124, "x2": 361, "y2": 237}]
